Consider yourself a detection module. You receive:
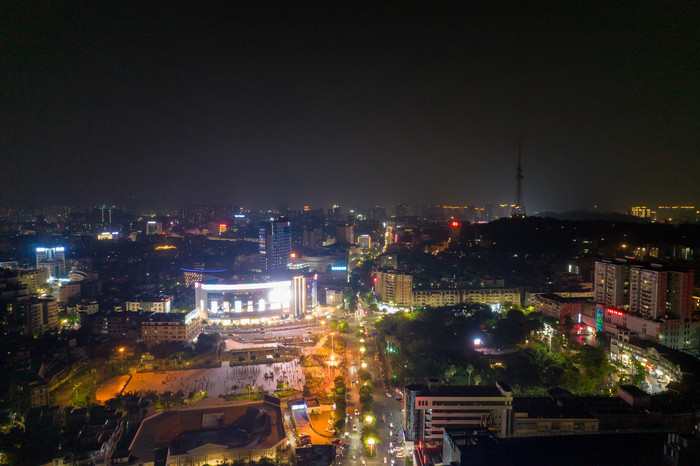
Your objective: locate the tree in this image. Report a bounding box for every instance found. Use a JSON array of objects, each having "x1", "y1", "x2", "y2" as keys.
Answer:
[
  {"x1": 632, "y1": 359, "x2": 646, "y2": 388},
  {"x1": 195, "y1": 333, "x2": 219, "y2": 354},
  {"x1": 473, "y1": 374, "x2": 482, "y2": 386},
  {"x1": 443, "y1": 365, "x2": 457, "y2": 384},
  {"x1": 466, "y1": 364, "x2": 474, "y2": 385}
]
